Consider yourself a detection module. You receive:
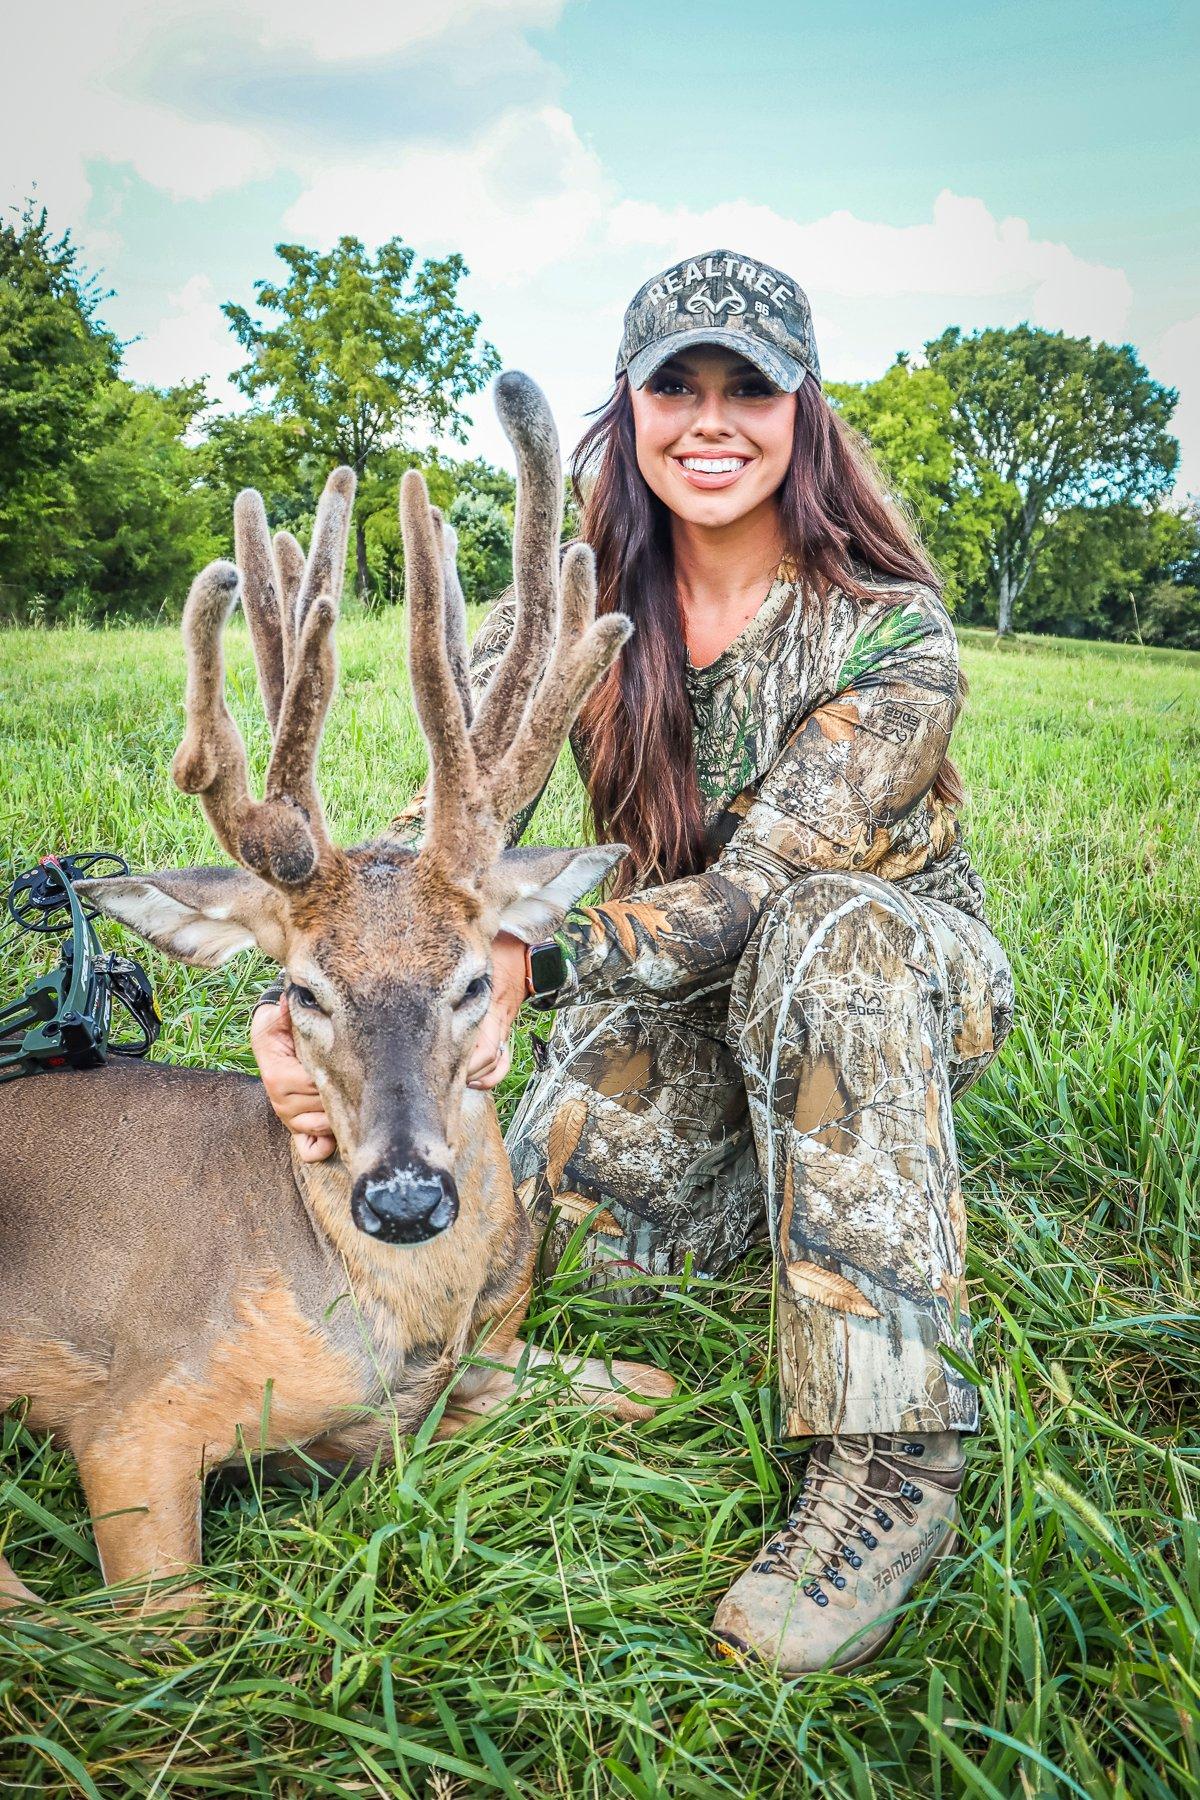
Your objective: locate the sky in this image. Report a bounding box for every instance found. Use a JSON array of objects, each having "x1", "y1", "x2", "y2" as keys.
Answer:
[{"x1": 5, "y1": 0, "x2": 1198, "y2": 491}]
